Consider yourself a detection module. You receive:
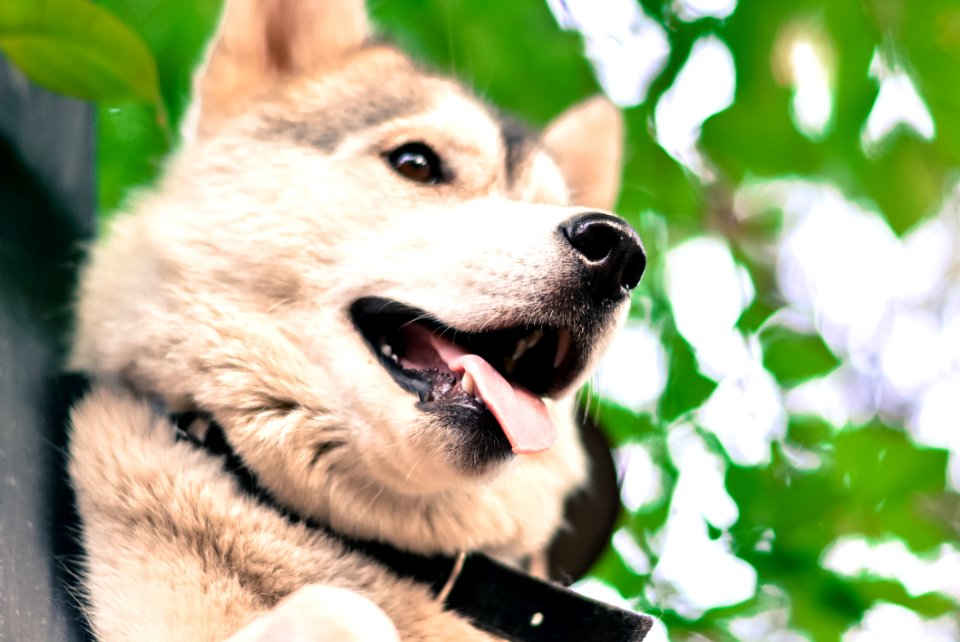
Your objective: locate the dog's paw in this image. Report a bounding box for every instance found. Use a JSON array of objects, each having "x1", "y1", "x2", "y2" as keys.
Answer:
[{"x1": 226, "y1": 585, "x2": 400, "y2": 642}]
